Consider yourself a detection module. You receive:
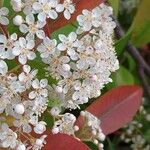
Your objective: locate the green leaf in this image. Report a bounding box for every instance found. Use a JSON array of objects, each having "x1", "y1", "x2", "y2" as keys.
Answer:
[
  {"x1": 107, "y1": 65, "x2": 134, "y2": 89},
  {"x1": 115, "y1": 26, "x2": 132, "y2": 56},
  {"x1": 107, "y1": 138, "x2": 115, "y2": 150},
  {"x1": 84, "y1": 141, "x2": 98, "y2": 150},
  {"x1": 126, "y1": 53, "x2": 136, "y2": 72},
  {"x1": 108, "y1": 0, "x2": 119, "y2": 16},
  {"x1": 42, "y1": 111, "x2": 54, "y2": 129},
  {"x1": 29, "y1": 54, "x2": 57, "y2": 85},
  {"x1": 131, "y1": 0, "x2": 150, "y2": 46}
]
